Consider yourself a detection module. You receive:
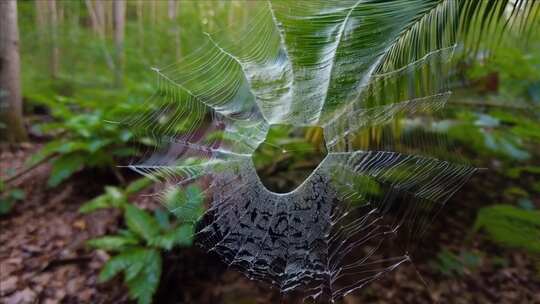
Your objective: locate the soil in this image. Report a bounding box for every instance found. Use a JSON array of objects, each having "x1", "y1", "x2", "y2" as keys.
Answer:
[{"x1": 1, "y1": 144, "x2": 539, "y2": 304}]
